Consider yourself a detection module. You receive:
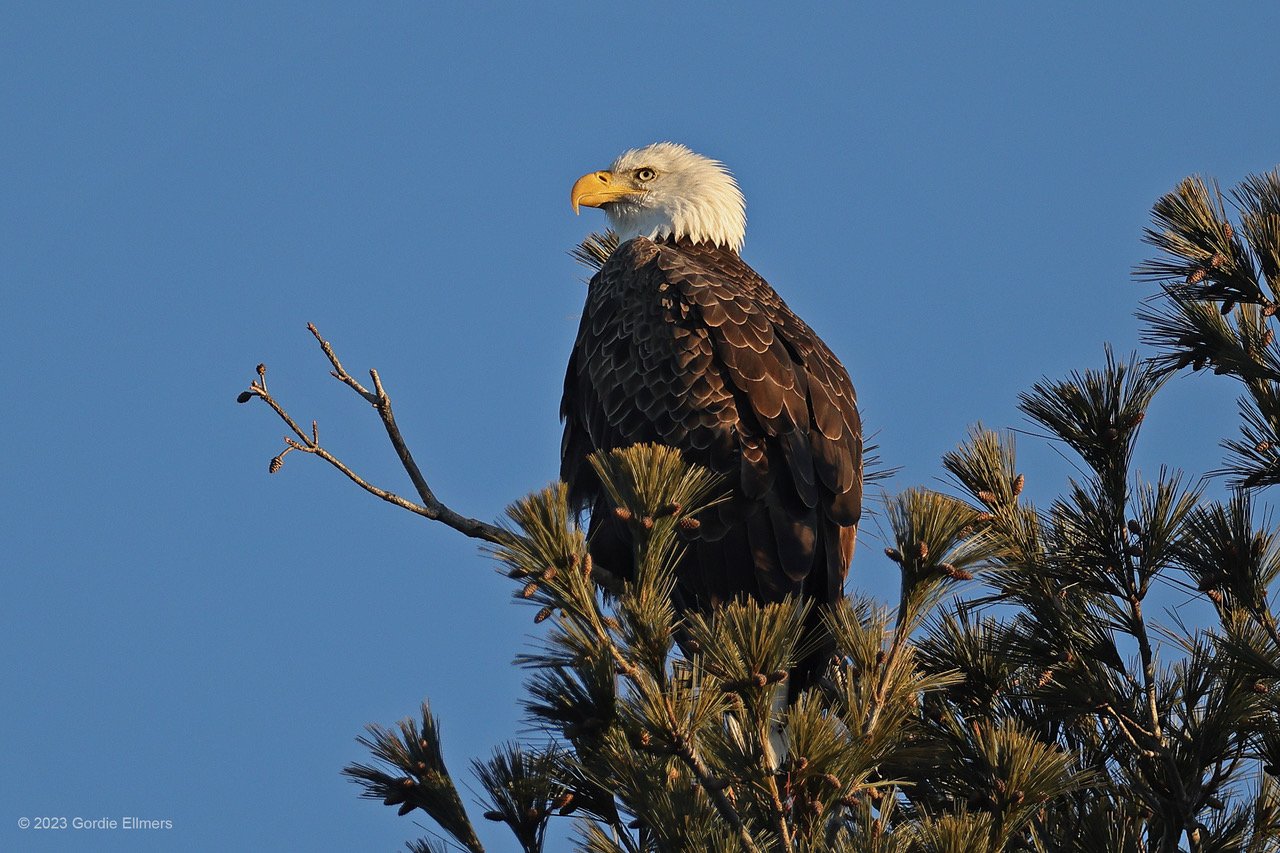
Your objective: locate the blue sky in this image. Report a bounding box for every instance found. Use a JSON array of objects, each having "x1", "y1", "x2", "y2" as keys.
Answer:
[{"x1": 4, "y1": 3, "x2": 1279, "y2": 850}]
